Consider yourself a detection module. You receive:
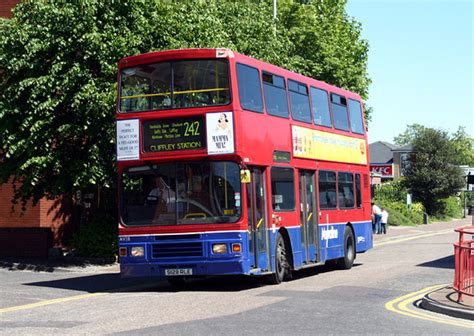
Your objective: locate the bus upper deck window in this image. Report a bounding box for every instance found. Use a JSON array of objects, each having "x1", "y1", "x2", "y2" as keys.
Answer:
[
  {"x1": 236, "y1": 63, "x2": 264, "y2": 113},
  {"x1": 263, "y1": 72, "x2": 289, "y2": 118},
  {"x1": 330, "y1": 93, "x2": 349, "y2": 131},
  {"x1": 288, "y1": 79, "x2": 311, "y2": 124},
  {"x1": 348, "y1": 99, "x2": 365, "y2": 134},
  {"x1": 311, "y1": 87, "x2": 332, "y2": 128}
]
